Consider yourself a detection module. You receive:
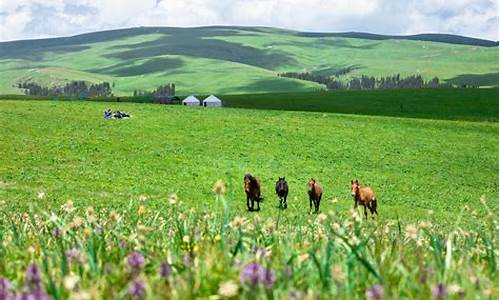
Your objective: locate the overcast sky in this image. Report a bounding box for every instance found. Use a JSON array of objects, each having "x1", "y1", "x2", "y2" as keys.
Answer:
[{"x1": 1, "y1": 0, "x2": 498, "y2": 41}]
